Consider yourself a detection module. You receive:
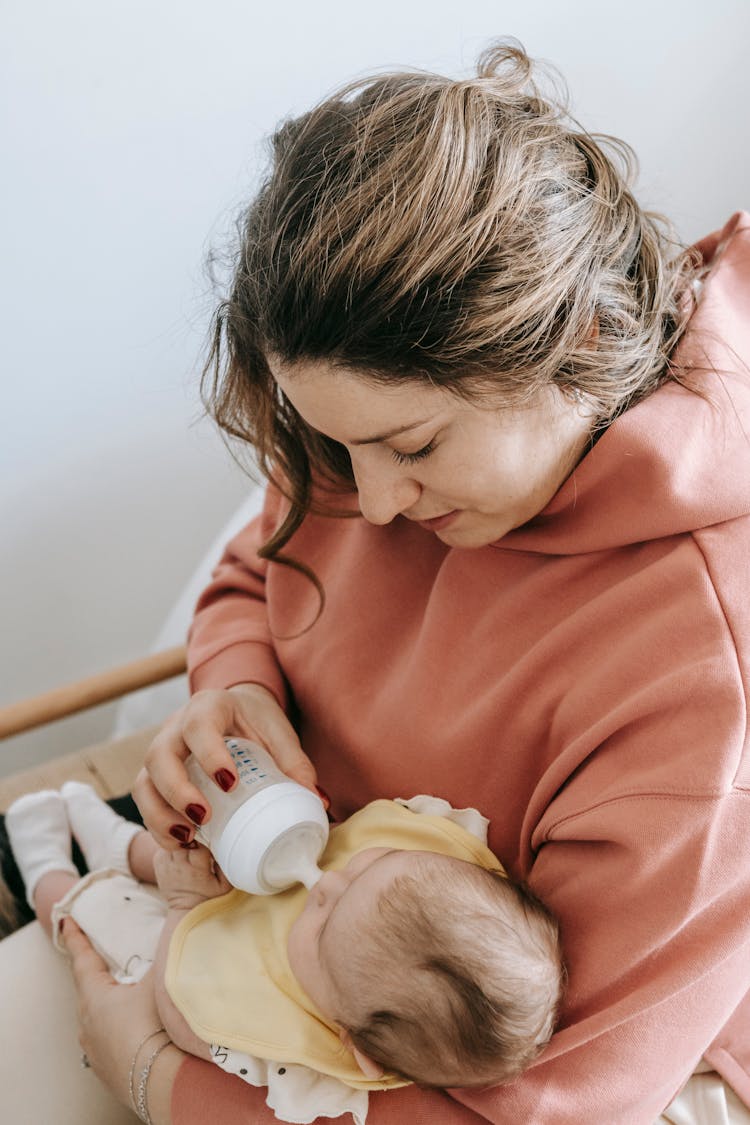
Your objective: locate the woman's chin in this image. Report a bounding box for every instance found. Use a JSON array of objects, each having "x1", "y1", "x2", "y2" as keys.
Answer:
[{"x1": 433, "y1": 515, "x2": 511, "y2": 549}]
